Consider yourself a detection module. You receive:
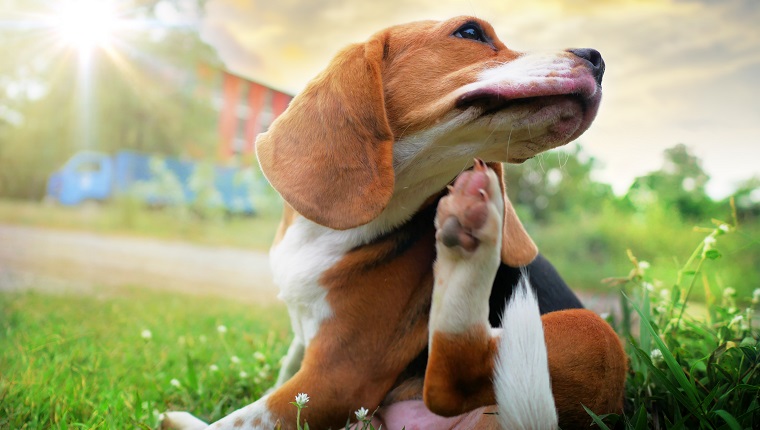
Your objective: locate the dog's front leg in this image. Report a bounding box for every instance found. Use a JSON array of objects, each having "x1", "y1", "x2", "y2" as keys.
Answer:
[
  {"x1": 424, "y1": 159, "x2": 559, "y2": 429},
  {"x1": 424, "y1": 159, "x2": 511, "y2": 416}
]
